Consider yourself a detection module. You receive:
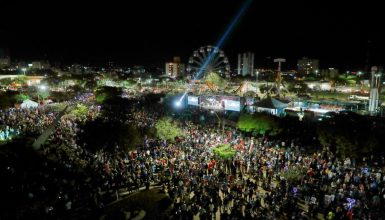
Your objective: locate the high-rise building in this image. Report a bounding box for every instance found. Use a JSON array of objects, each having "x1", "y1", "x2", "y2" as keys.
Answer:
[
  {"x1": 321, "y1": 68, "x2": 339, "y2": 79},
  {"x1": 165, "y1": 56, "x2": 185, "y2": 78},
  {"x1": 297, "y1": 57, "x2": 319, "y2": 75},
  {"x1": 31, "y1": 60, "x2": 51, "y2": 70},
  {"x1": 237, "y1": 52, "x2": 254, "y2": 76},
  {"x1": 369, "y1": 66, "x2": 382, "y2": 114},
  {"x1": 0, "y1": 48, "x2": 10, "y2": 68}
]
